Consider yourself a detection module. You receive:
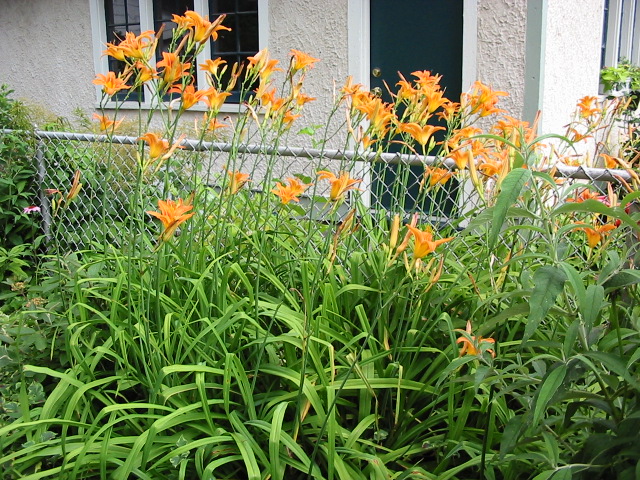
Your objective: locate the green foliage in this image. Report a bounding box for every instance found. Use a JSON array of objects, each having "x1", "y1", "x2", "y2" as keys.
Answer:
[
  {"x1": 600, "y1": 60, "x2": 640, "y2": 94},
  {"x1": 600, "y1": 60, "x2": 640, "y2": 163},
  {"x1": 0, "y1": 85, "x2": 40, "y2": 249}
]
